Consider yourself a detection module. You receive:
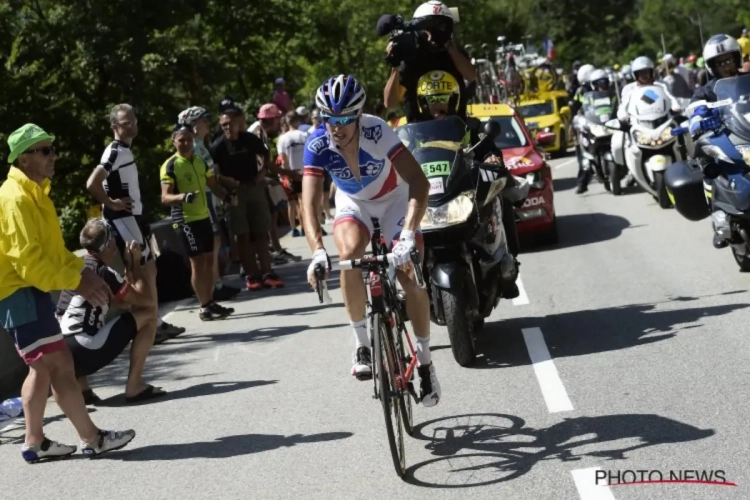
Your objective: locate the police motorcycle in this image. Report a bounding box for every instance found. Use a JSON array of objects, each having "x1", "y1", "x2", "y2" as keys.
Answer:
[
  {"x1": 572, "y1": 90, "x2": 624, "y2": 194},
  {"x1": 667, "y1": 74, "x2": 750, "y2": 271},
  {"x1": 395, "y1": 117, "x2": 530, "y2": 366},
  {"x1": 604, "y1": 85, "x2": 693, "y2": 208}
]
